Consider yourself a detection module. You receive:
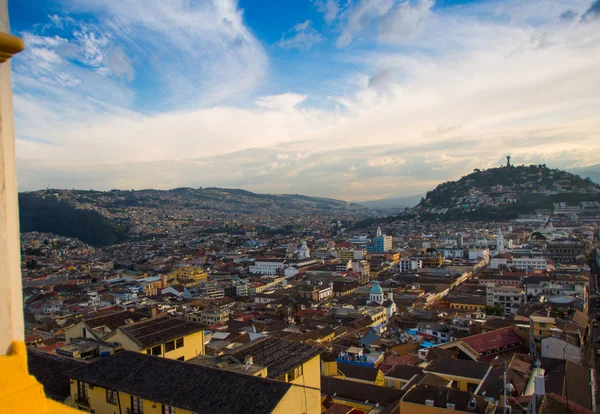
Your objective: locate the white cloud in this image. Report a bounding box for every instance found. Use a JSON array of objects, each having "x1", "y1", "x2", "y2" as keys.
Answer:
[
  {"x1": 313, "y1": 0, "x2": 341, "y2": 23},
  {"x1": 336, "y1": 0, "x2": 434, "y2": 47},
  {"x1": 12, "y1": 0, "x2": 600, "y2": 200},
  {"x1": 277, "y1": 20, "x2": 323, "y2": 51}
]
